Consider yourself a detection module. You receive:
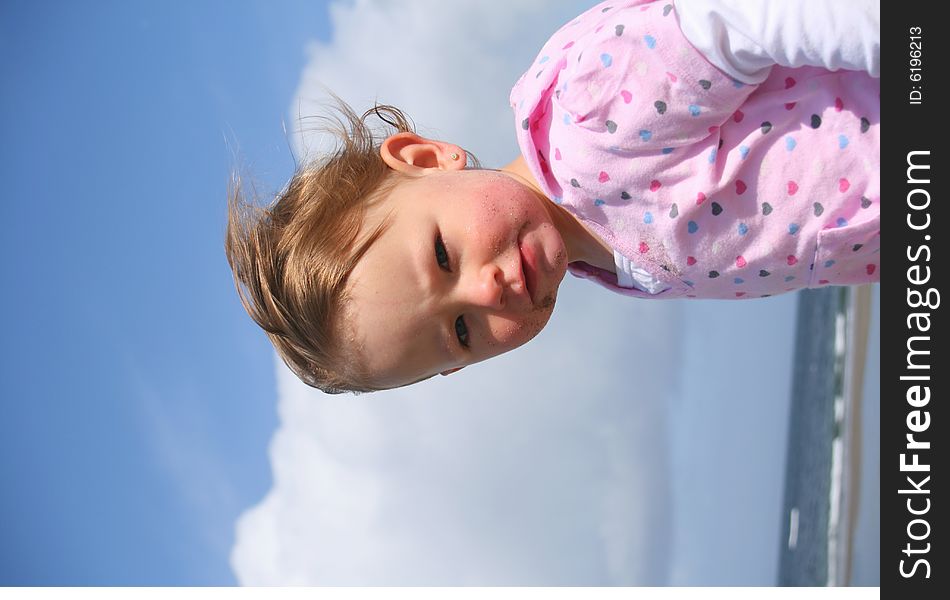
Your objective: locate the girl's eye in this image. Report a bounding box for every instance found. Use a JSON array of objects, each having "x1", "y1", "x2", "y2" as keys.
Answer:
[
  {"x1": 436, "y1": 234, "x2": 469, "y2": 349},
  {"x1": 455, "y1": 315, "x2": 470, "y2": 348},
  {"x1": 435, "y1": 235, "x2": 451, "y2": 272}
]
